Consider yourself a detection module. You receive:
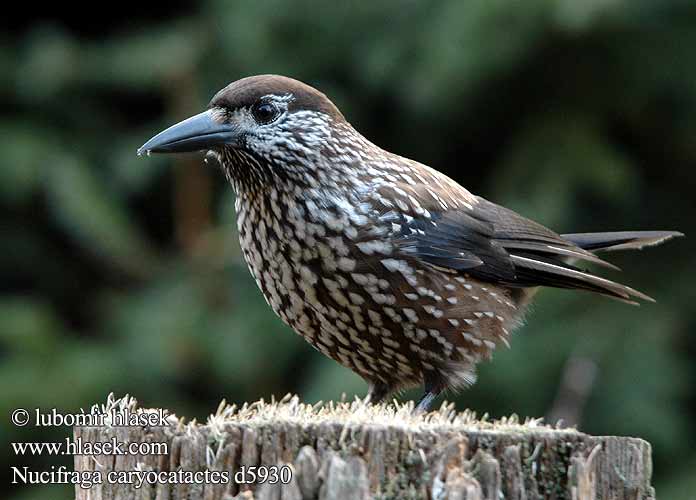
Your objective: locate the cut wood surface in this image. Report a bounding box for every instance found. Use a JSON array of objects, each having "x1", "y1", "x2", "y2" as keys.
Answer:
[{"x1": 73, "y1": 394, "x2": 654, "y2": 500}]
